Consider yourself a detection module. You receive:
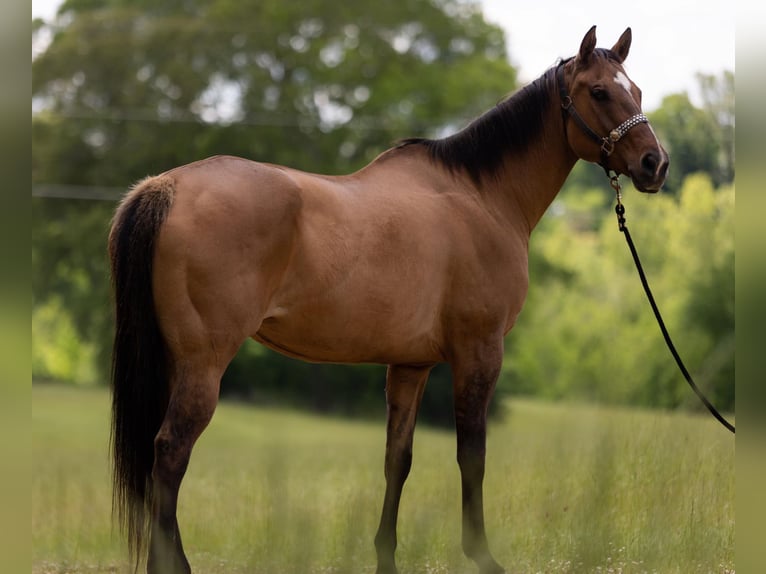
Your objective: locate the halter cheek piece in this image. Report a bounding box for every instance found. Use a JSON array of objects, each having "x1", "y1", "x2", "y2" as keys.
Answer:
[{"x1": 556, "y1": 63, "x2": 648, "y2": 174}]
